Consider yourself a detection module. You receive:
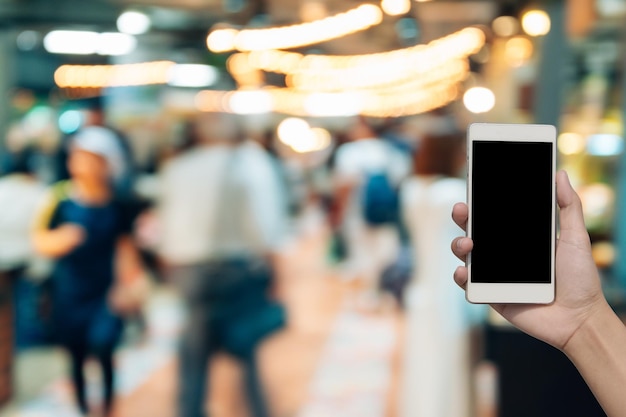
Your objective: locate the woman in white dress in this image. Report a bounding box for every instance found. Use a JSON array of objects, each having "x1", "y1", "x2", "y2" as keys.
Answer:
[{"x1": 399, "y1": 130, "x2": 486, "y2": 417}]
